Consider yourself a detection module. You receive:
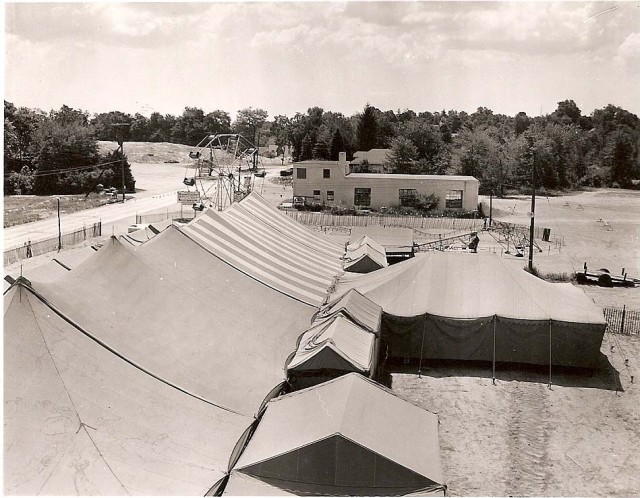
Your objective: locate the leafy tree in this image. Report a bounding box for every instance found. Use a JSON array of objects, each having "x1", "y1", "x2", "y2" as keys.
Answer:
[
  {"x1": 312, "y1": 140, "x2": 330, "y2": 160},
  {"x1": 552, "y1": 100, "x2": 581, "y2": 125},
  {"x1": 329, "y1": 128, "x2": 346, "y2": 160},
  {"x1": 514, "y1": 112, "x2": 530, "y2": 135},
  {"x1": 233, "y1": 107, "x2": 269, "y2": 144},
  {"x1": 356, "y1": 104, "x2": 378, "y2": 151},
  {"x1": 388, "y1": 136, "x2": 417, "y2": 173}
]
